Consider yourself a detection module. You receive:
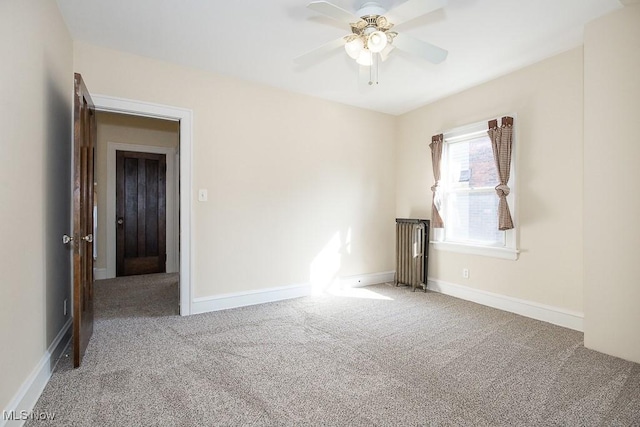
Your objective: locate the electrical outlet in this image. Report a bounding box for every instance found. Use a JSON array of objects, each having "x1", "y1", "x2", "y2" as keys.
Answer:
[
  {"x1": 63, "y1": 299, "x2": 67, "y2": 316},
  {"x1": 462, "y1": 268, "x2": 470, "y2": 279}
]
